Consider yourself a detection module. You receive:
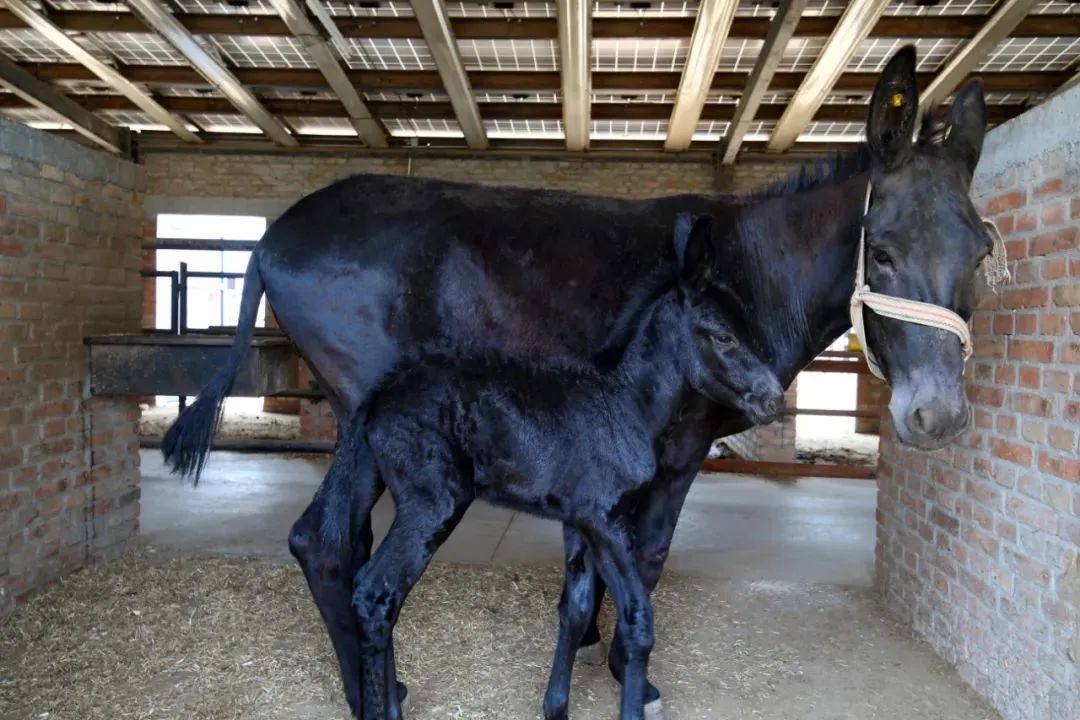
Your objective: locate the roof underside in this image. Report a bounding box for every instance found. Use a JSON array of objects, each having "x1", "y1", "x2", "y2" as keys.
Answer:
[{"x1": 0, "y1": 0, "x2": 1076, "y2": 158}]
